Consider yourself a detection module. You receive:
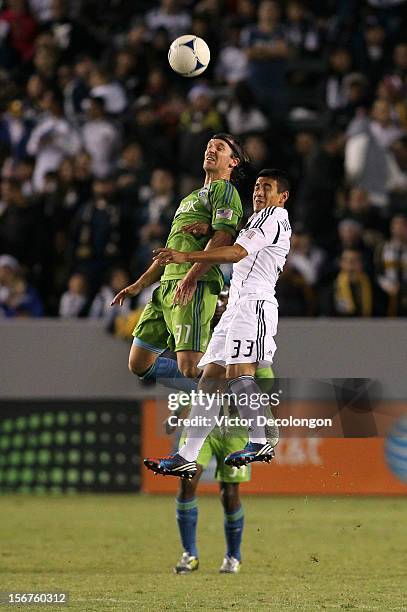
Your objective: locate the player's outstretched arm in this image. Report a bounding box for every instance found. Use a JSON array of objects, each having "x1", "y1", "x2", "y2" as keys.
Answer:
[
  {"x1": 110, "y1": 259, "x2": 163, "y2": 306},
  {"x1": 153, "y1": 243, "x2": 248, "y2": 266}
]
